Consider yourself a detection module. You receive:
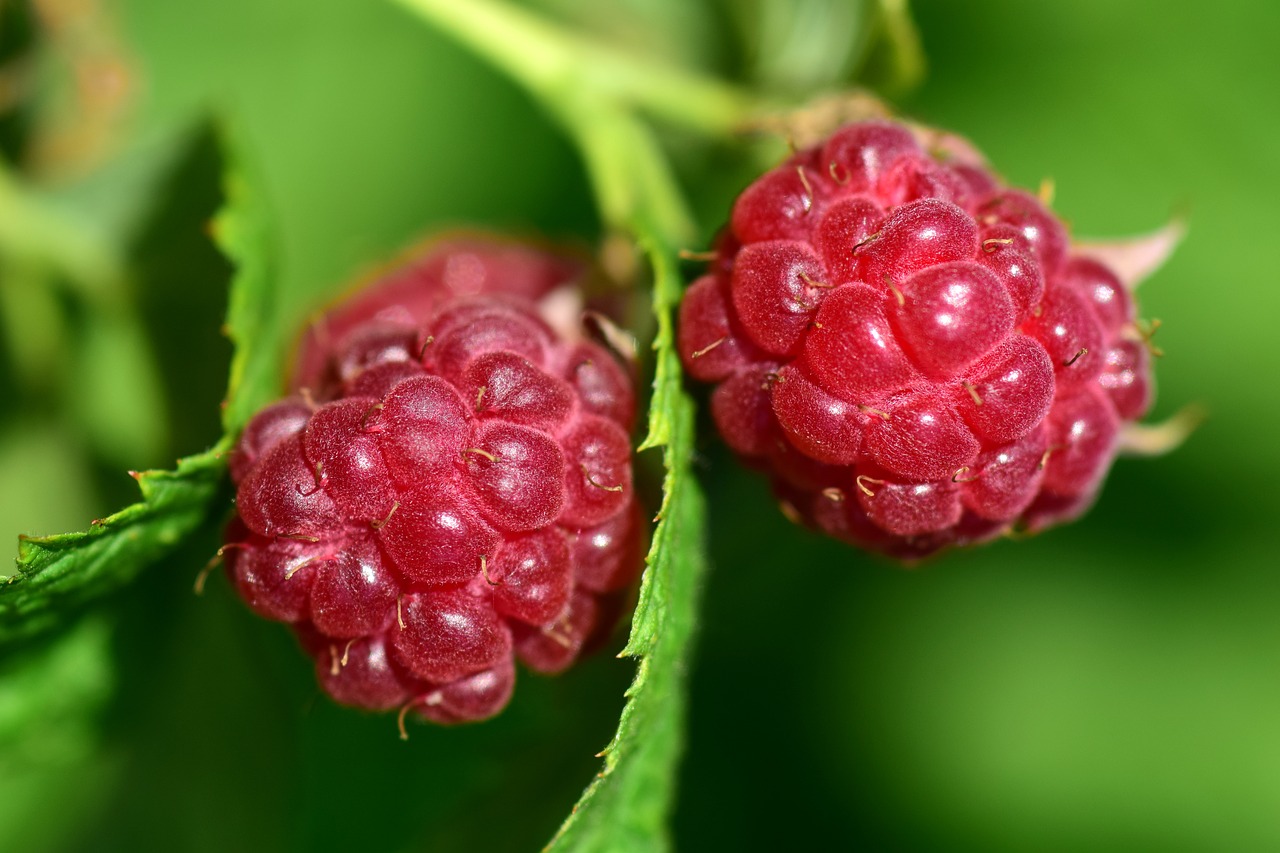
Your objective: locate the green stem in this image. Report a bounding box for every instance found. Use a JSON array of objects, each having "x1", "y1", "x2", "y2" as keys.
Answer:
[
  {"x1": 392, "y1": 0, "x2": 761, "y2": 139},
  {"x1": 566, "y1": 101, "x2": 695, "y2": 242},
  {"x1": 394, "y1": 0, "x2": 733, "y2": 256}
]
